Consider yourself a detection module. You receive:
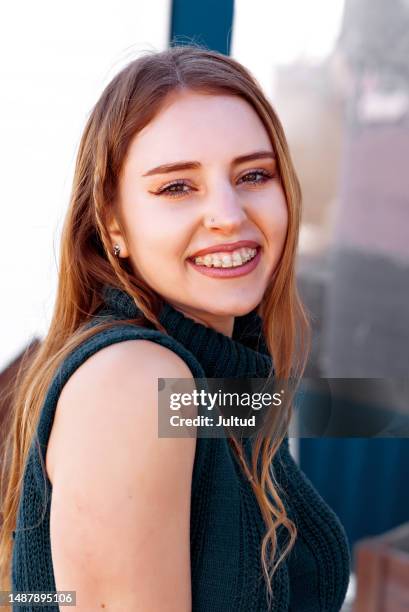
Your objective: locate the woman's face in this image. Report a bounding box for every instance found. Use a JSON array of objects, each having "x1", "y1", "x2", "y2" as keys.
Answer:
[{"x1": 109, "y1": 90, "x2": 288, "y2": 336}]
